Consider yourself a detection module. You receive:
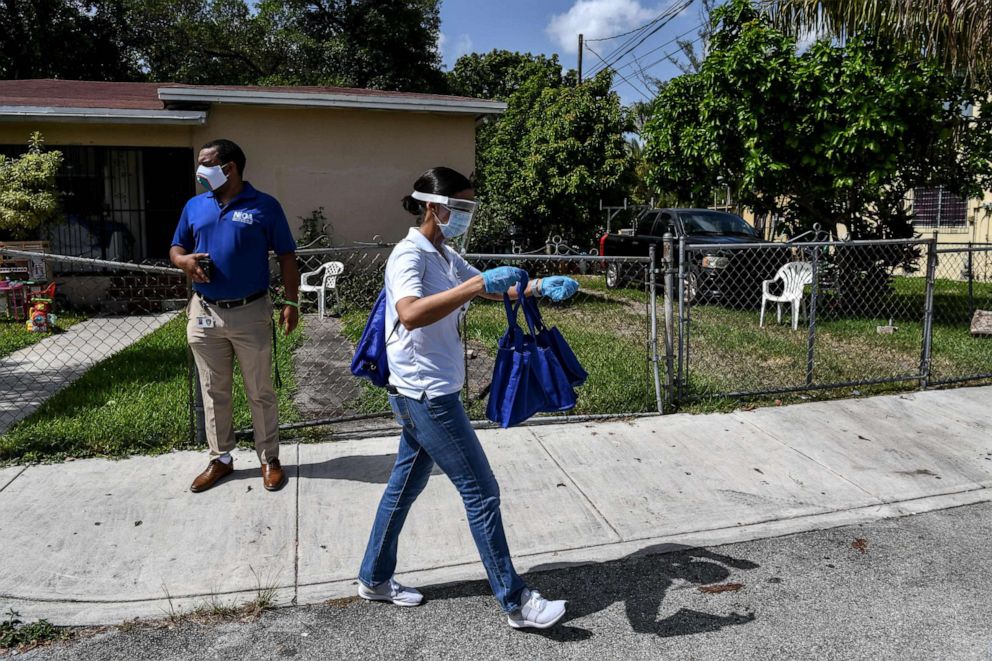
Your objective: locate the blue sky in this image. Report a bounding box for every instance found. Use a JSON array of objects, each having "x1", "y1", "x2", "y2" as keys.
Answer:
[{"x1": 437, "y1": 0, "x2": 712, "y2": 105}]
